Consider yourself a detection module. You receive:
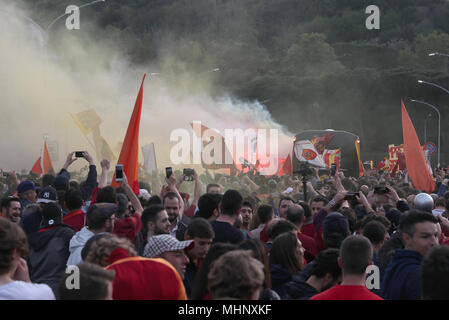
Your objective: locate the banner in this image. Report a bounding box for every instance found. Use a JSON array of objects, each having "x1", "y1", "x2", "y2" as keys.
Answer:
[
  {"x1": 142, "y1": 143, "x2": 158, "y2": 174},
  {"x1": 70, "y1": 109, "x2": 102, "y2": 135},
  {"x1": 293, "y1": 130, "x2": 361, "y2": 177},
  {"x1": 92, "y1": 126, "x2": 116, "y2": 161},
  {"x1": 293, "y1": 140, "x2": 326, "y2": 168},
  {"x1": 323, "y1": 149, "x2": 341, "y2": 170}
]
